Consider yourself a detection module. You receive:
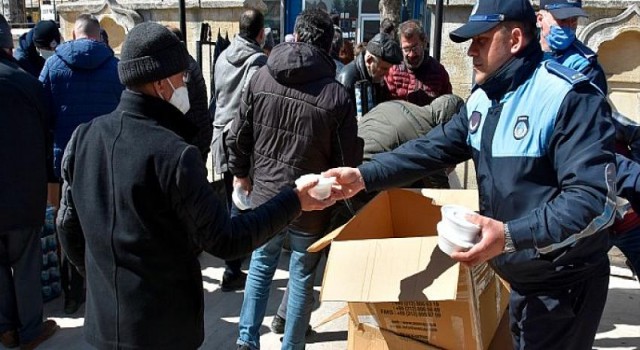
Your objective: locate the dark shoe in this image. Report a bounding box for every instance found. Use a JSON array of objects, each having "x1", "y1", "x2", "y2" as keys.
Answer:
[
  {"x1": 237, "y1": 345, "x2": 251, "y2": 350},
  {"x1": 271, "y1": 314, "x2": 286, "y2": 334},
  {"x1": 270, "y1": 315, "x2": 312, "y2": 336},
  {"x1": 221, "y1": 272, "x2": 247, "y2": 292},
  {"x1": 20, "y1": 320, "x2": 58, "y2": 350},
  {"x1": 64, "y1": 295, "x2": 85, "y2": 315},
  {"x1": 0, "y1": 329, "x2": 18, "y2": 348}
]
